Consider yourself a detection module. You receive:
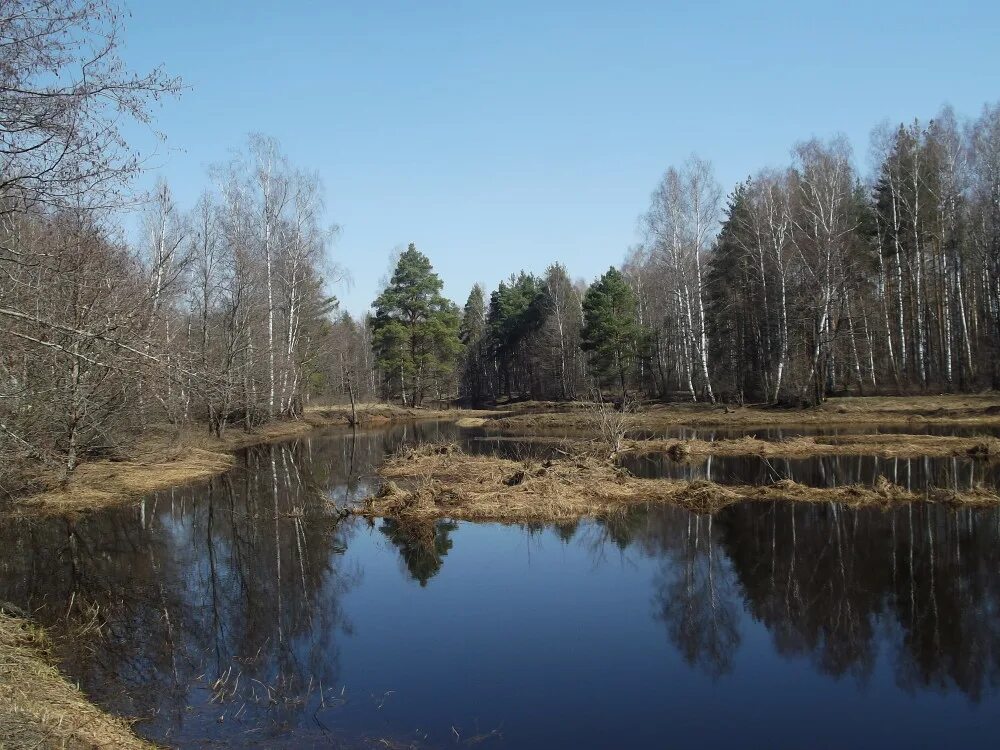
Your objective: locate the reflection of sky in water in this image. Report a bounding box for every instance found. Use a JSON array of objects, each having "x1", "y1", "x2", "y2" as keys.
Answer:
[{"x1": 2, "y1": 423, "x2": 1000, "y2": 749}]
